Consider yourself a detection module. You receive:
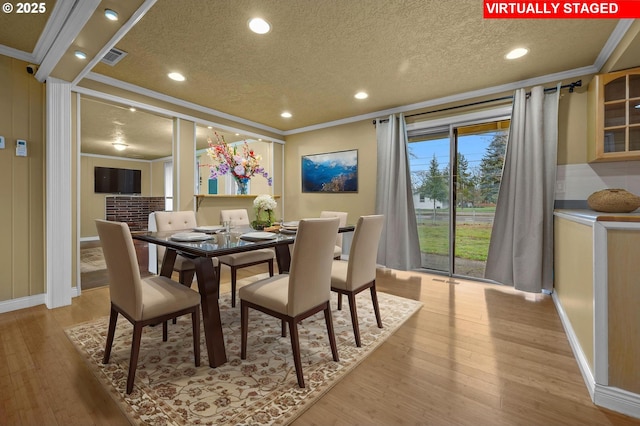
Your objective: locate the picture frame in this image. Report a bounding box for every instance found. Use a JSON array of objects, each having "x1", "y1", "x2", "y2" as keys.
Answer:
[{"x1": 301, "y1": 149, "x2": 358, "y2": 193}]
